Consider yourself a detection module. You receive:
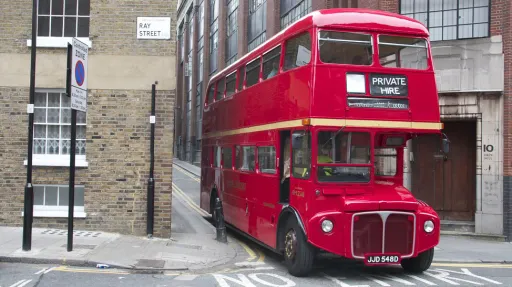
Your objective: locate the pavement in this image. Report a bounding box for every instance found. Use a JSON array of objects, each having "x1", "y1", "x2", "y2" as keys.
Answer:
[
  {"x1": 0, "y1": 162, "x2": 246, "y2": 273},
  {"x1": 172, "y1": 158, "x2": 512, "y2": 265}
]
